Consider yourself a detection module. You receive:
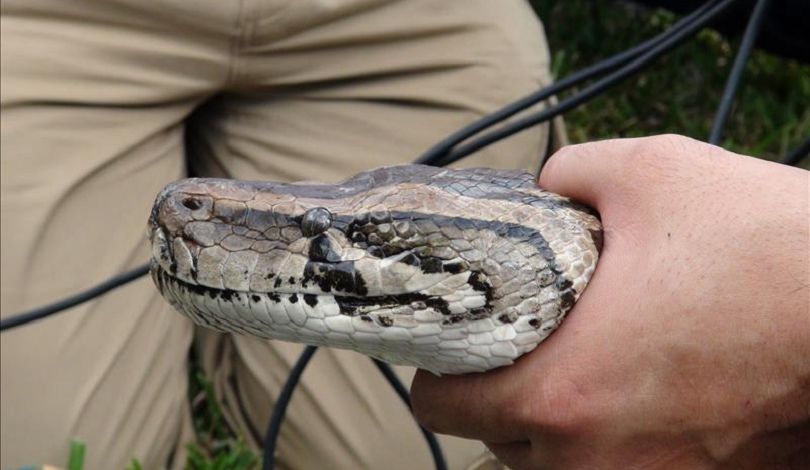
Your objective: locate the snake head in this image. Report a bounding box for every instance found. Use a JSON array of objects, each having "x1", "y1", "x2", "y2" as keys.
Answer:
[{"x1": 148, "y1": 166, "x2": 601, "y2": 374}]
